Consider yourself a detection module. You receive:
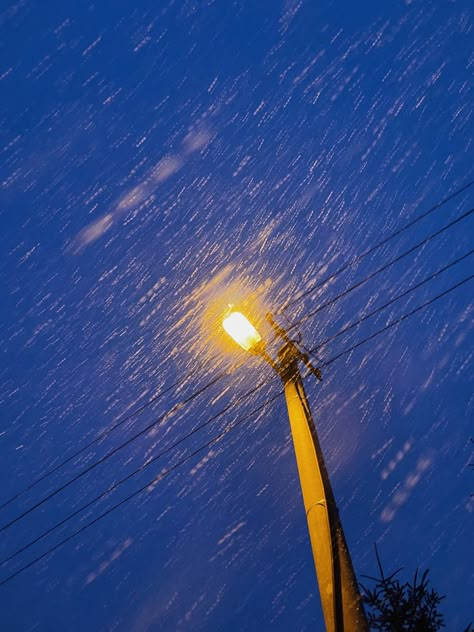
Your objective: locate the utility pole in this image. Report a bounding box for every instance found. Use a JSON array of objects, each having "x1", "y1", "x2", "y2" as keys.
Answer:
[
  {"x1": 223, "y1": 309, "x2": 369, "y2": 631},
  {"x1": 278, "y1": 339, "x2": 368, "y2": 631}
]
